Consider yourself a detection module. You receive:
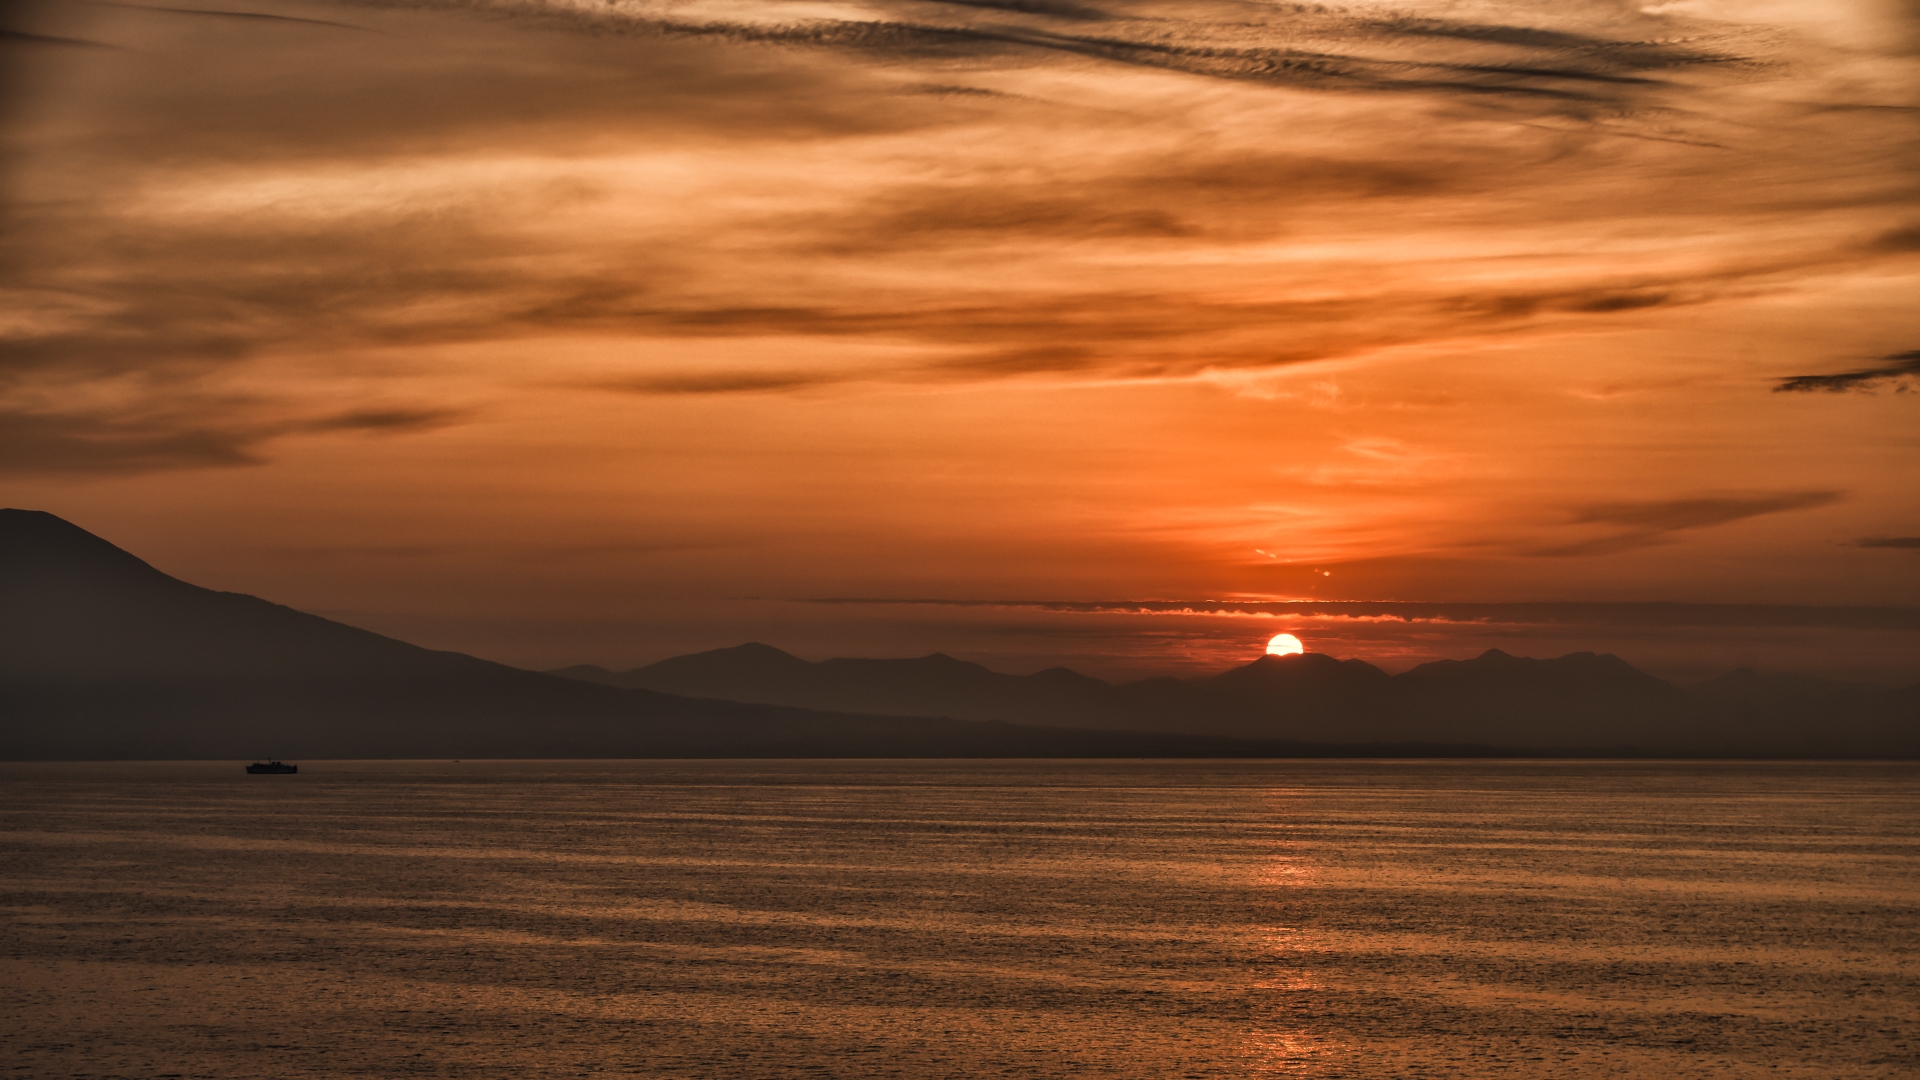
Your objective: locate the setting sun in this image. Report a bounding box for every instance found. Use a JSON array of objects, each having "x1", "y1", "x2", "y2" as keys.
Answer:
[
  {"x1": 4, "y1": 1, "x2": 1918, "y2": 1073},
  {"x1": 1266, "y1": 633, "x2": 1304, "y2": 657}
]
